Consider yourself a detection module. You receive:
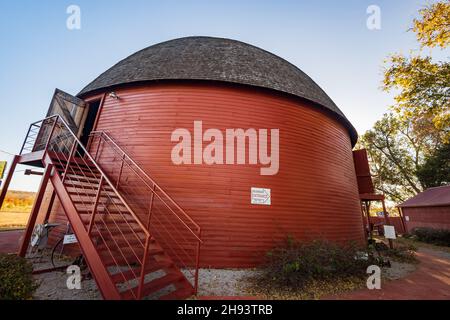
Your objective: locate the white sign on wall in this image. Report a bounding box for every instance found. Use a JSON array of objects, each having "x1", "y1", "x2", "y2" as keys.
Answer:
[
  {"x1": 251, "y1": 187, "x2": 271, "y2": 205},
  {"x1": 384, "y1": 225, "x2": 396, "y2": 240},
  {"x1": 405, "y1": 216, "x2": 410, "y2": 221},
  {"x1": 63, "y1": 234, "x2": 78, "y2": 244}
]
